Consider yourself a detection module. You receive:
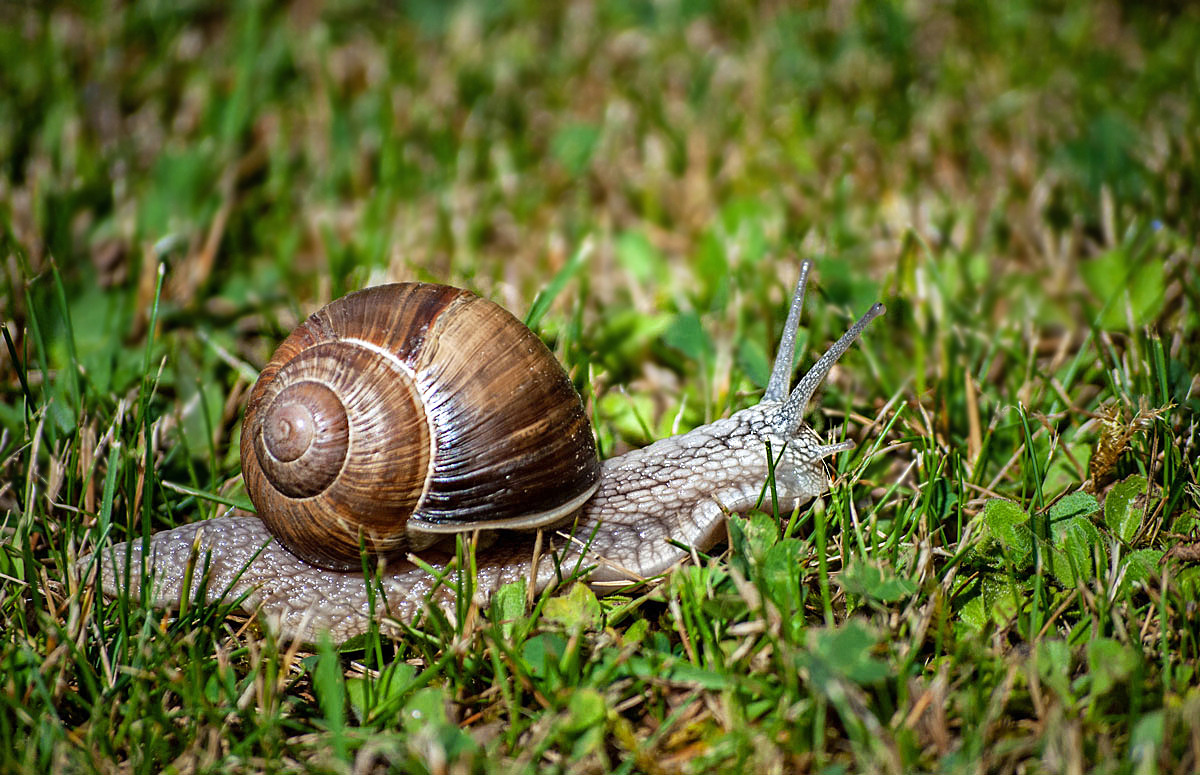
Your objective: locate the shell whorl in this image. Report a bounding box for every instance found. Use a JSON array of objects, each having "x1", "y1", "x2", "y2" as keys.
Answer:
[
  {"x1": 256, "y1": 381, "x2": 349, "y2": 497},
  {"x1": 243, "y1": 338, "x2": 432, "y2": 570},
  {"x1": 240, "y1": 283, "x2": 601, "y2": 571}
]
